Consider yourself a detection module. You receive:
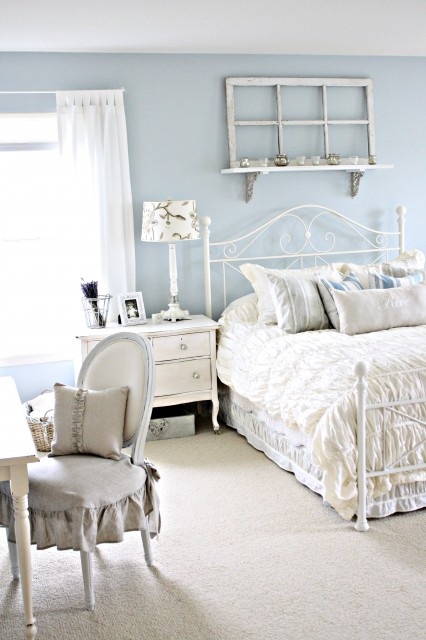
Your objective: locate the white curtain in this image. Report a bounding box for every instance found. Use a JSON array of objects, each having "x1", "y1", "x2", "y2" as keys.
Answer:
[{"x1": 56, "y1": 90, "x2": 135, "y2": 311}]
